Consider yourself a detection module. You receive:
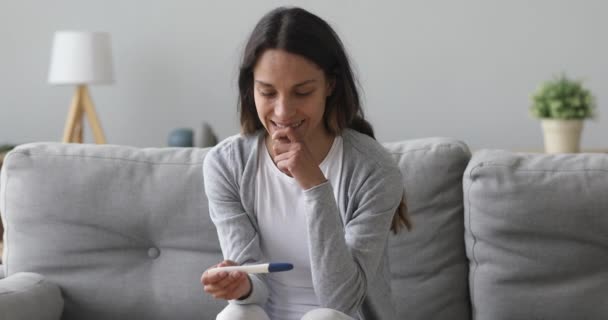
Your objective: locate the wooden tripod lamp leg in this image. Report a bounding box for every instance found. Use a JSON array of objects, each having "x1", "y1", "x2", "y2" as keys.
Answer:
[
  {"x1": 62, "y1": 86, "x2": 84, "y2": 143},
  {"x1": 71, "y1": 101, "x2": 84, "y2": 143},
  {"x1": 81, "y1": 86, "x2": 107, "y2": 144}
]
